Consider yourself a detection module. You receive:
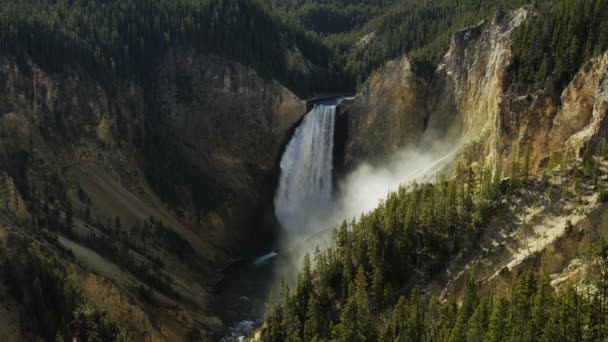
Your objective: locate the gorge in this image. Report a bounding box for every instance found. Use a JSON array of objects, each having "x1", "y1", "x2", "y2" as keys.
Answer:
[{"x1": 1, "y1": 0, "x2": 608, "y2": 341}]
